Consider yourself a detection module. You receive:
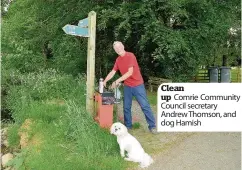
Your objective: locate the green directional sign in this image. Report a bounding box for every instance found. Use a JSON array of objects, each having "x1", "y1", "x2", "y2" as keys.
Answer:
[
  {"x1": 62, "y1": 24, "x2": 89, "y2": 37},
  {"x1": 78, "y1": 18, "x2": 88, "y2": 27}
]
